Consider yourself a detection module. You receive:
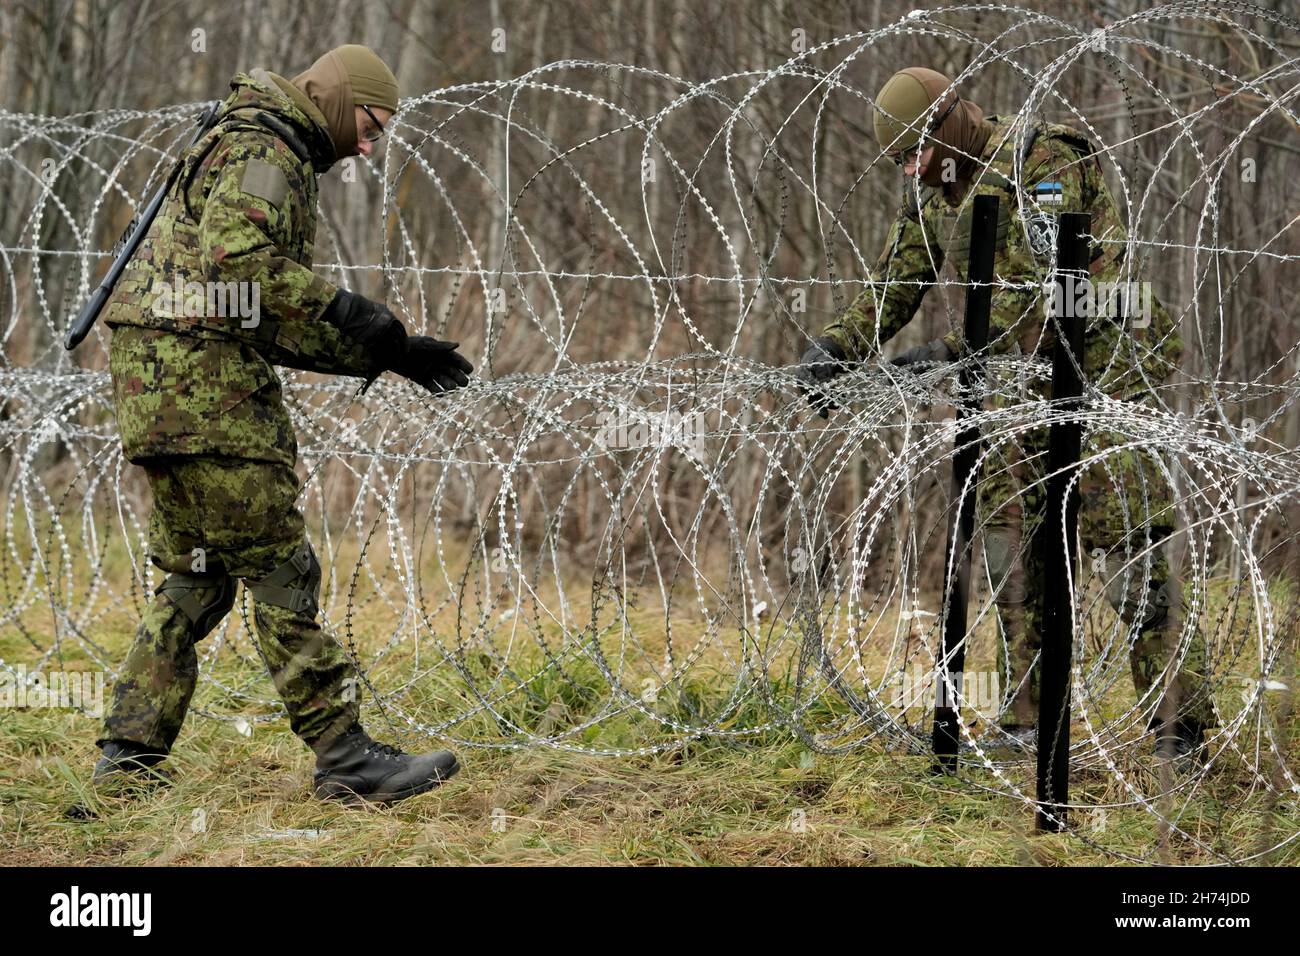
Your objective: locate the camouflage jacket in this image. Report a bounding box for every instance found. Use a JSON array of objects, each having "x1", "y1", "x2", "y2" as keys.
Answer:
[
  {"x1": 820, "y1": 115, "x2": 1182, "y2": 398},
  {"x1": 106, "y1": 70, "x2": 373, "y2": 466}
]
